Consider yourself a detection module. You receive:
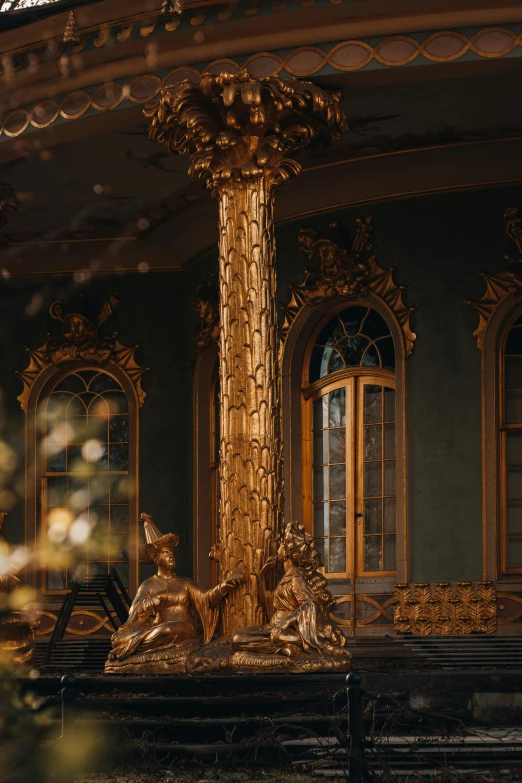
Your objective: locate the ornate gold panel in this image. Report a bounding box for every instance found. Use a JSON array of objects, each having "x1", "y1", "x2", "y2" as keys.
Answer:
[{"x1": 394, "y1": 582, "x2": 497, "y2": 635}]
